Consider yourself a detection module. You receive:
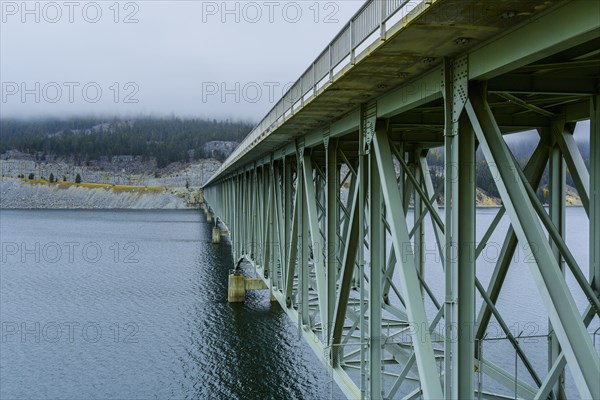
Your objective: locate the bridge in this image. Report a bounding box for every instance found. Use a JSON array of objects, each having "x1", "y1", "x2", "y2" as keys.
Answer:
[{"x1": 202, "y1": 0, "x2": 600, "y2": 398}]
